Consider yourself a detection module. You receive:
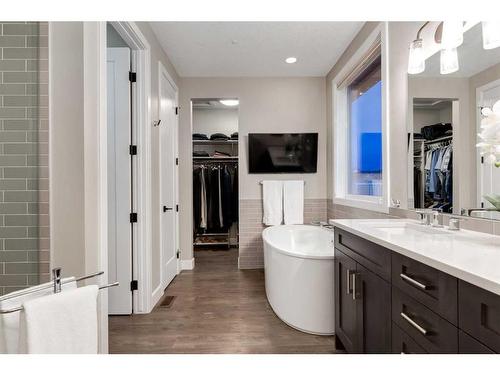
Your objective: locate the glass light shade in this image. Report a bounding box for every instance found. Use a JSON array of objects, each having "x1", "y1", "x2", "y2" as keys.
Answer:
[
  {"x1": 440, "y1": 48, "x2": 459, "y2": 74},
  {"x1": 408, "y1": 39, "x2": 425, "y2": 74},
  {"x1": 482, "y1": 22, "x2": 500, "y2": 50},
  {"x1": 441, "y1": 21, "x2": 464, "y2": 49}
]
